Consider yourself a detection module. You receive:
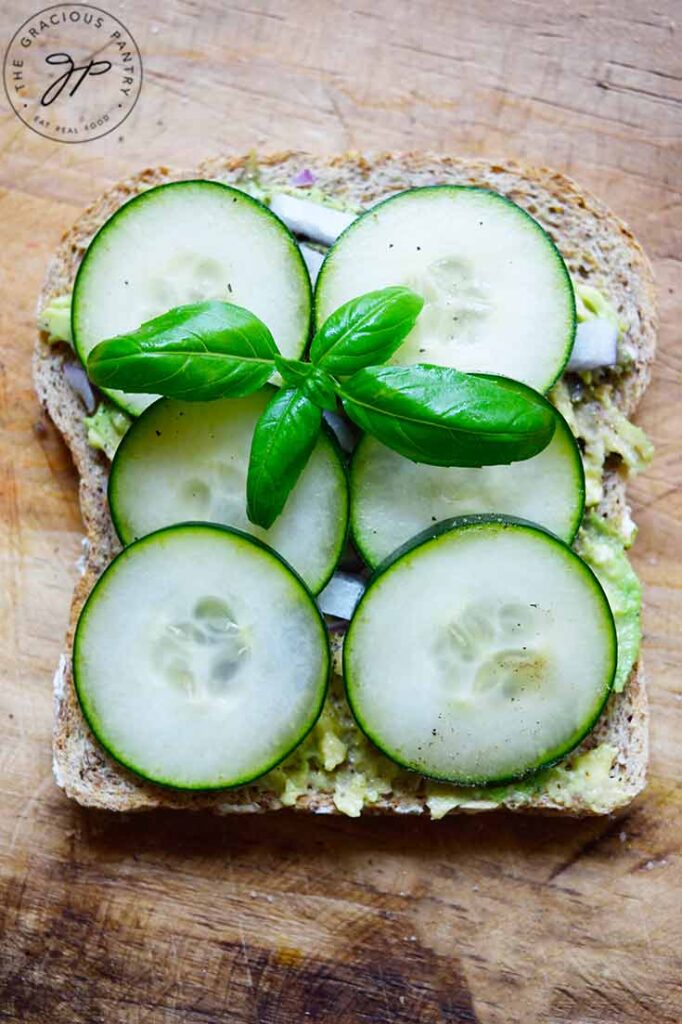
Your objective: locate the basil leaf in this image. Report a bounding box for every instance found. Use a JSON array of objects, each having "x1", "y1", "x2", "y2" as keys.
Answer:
[
  {"x1": 310, "y1": 287, "x2": 423, "y2": 375},
  {"x1": 339, "y1": 365, "x2": 557, "y2": 467},
  {"x1": 87, "y1": 301, "x2": 278, "y2": 400},
  {"x1": 247, "y1": 388, "x2": 322, "y2": 529}
]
